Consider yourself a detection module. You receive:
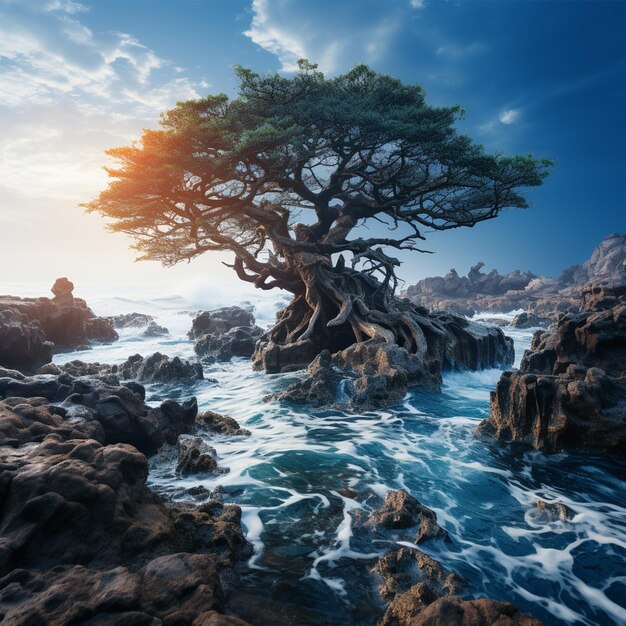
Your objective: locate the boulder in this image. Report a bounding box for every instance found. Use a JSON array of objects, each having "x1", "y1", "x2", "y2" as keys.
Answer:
[
  {"x1": 196, "y1": 410, "x2": 251, "y2": 436},
  {"x1": 119, "y1": 352, "x2": 204, "y2": 385},
  {"x1": 51, "y1": 276, "x2": 74, "y2": 305},
  {"x1": 176, "y1": 435, "x2": 228, "y2": 475},
  {"x1": 0, "y1": 308, "x2": 53, "y2": 372},
  {"x1": 143, "y1": 321, "x2": 170, "y2": 337},
  {"x1": 532, "y1": 499, "x2": 575, "y2": 522},
  {"x1": 368, "y1": 490, "x2": 449, "y2": 543},
  {"x1": 189, "y1": 306, "x2": 256, "y2": 339},
  {"x1": 195, "y1": 325, "x2": 264, "y2": 361},
  {"x1": 510, "y1": 312, "x2": 544, "y2": 329}
]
